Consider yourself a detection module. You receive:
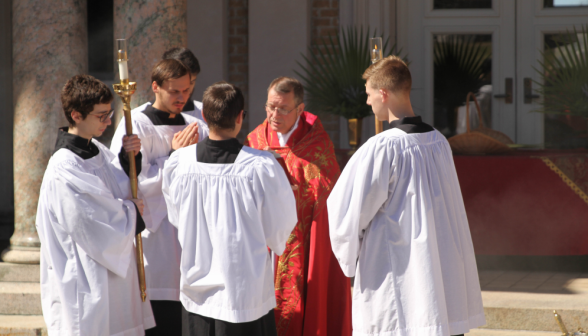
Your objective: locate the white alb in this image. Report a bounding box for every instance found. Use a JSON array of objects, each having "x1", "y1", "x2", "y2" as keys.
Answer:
[
  {"x1": 162, "y1": 145, "x2": 298, "y2": 323},
  {"x1": 36, "y1": 139, "x2": 155, "y2": 336},
  {"x1": 110, "y1": 105, "x2": 209, "y2": 301},
  {"x1": 327, "y1": 128, "x2": 485, "y2": 336}
]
